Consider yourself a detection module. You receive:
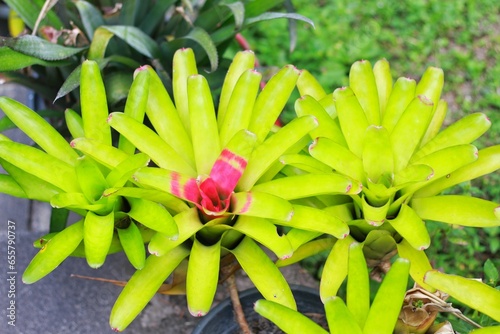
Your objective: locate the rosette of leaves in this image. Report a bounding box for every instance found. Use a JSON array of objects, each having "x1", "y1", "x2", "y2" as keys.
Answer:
[
  {"x1": 0, "y1": 47, "x2": 350, "y2": 331},
  {"x1": 262, "y1": 60, "x2": 500, "y2": 328},
  {"x1": 104, "y1": 47, "x2": 359, "y2": 332},
  {"x1": 0, "y1": 0, "x2": 312, "y2": 116}
]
